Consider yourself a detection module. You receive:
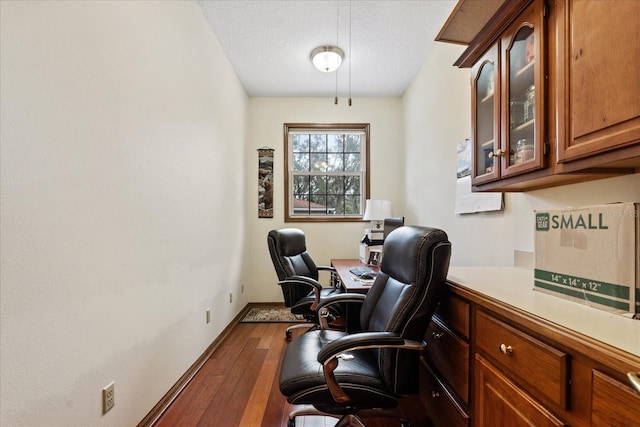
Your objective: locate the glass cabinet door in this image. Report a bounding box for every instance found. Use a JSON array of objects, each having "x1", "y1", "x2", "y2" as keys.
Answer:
[
  {"x1": 471, "y1": 46, "x2": 500, "y2": 184},
  {"x1": 501, "y1": 2, "x2": 546, "y2": 178}
]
